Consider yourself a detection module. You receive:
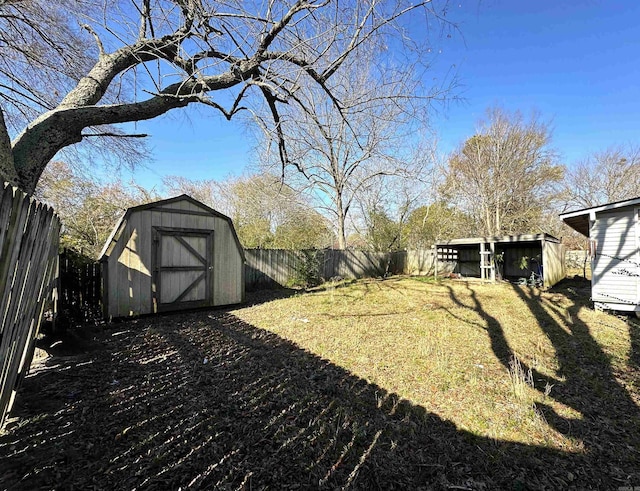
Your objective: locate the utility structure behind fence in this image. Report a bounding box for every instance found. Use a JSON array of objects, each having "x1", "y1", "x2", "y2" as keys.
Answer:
[{"x1": 0, "y1": 183, "x2": 60, "y2": 426}]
